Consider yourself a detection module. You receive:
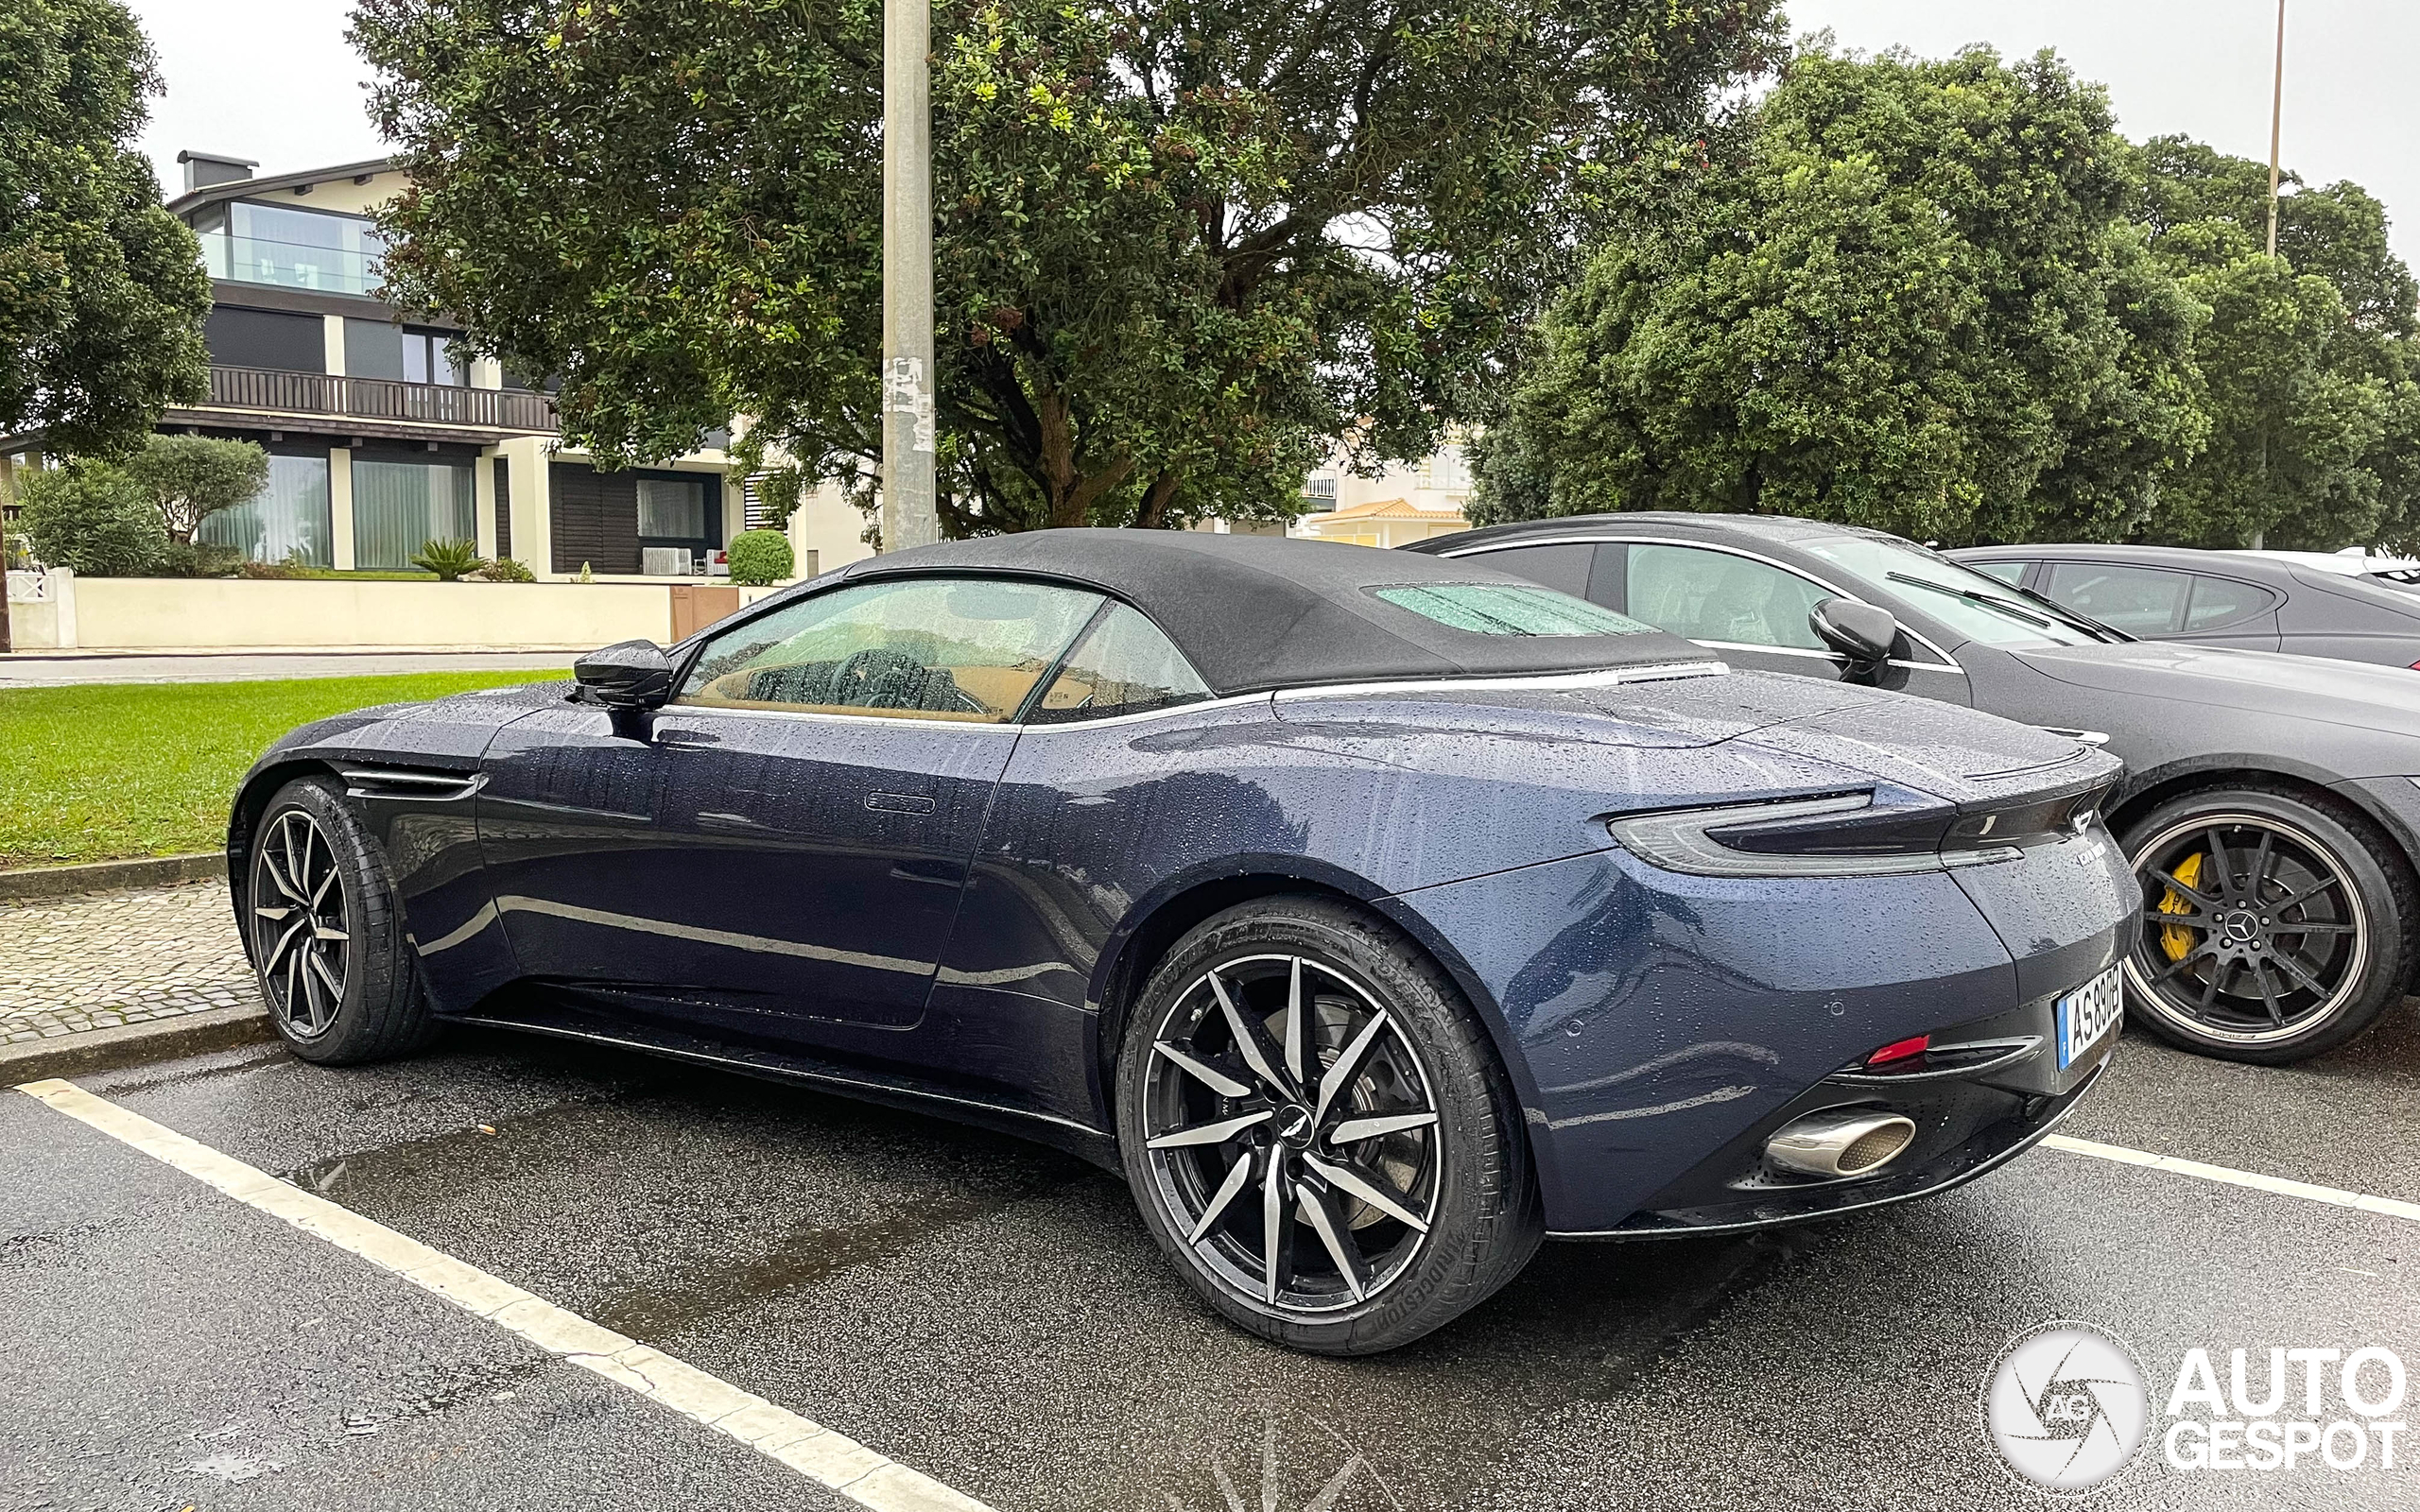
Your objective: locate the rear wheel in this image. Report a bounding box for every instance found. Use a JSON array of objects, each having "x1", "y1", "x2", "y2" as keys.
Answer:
[
  {"x1": 2119, "y1": 786, "x2": 2412, "y2": 1064},
  {"x1": 1115, "y1": 896, "x2": 1540, "y2": 1354},
  {"x1": 246, "y1": 777, "x2": 437, "y2": 1065}
]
